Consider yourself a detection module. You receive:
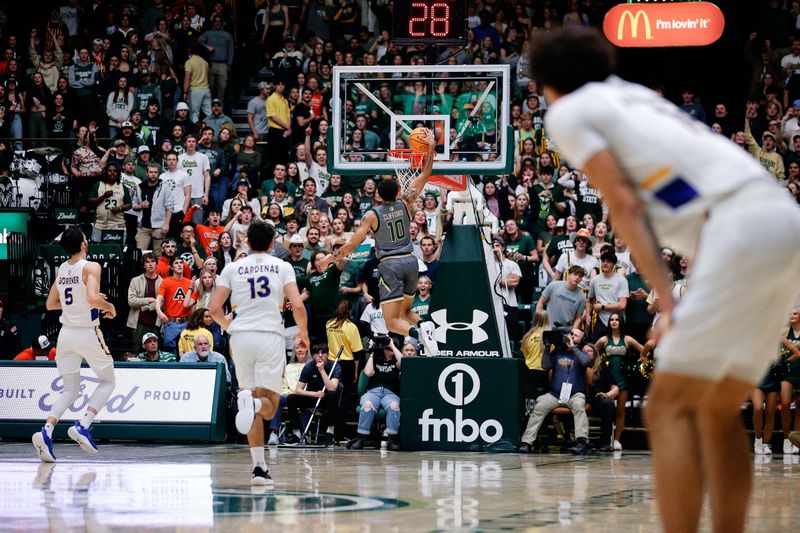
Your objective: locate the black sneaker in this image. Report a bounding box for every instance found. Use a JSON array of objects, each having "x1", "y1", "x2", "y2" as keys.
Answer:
[
  {"x1": 571, "y1": 439, "x2": 593, "y2": 455},
  {"x1": 346, "y1": 437, "x2": 364, "y2": 449},
  {"x1": 319, "y1": 433, "x2": 335, "y2": 446},
  {"x1": 517, "y1": 442, "x2": 533, "y2": 454},
  {"x1": 387, "y1": 435, "x2": 401, "y2": 451},
  {"x1": 281, "y1": 434, "x2": 300, "y2": 445},
  {"x1": 251, "y1": 466, "x2": 274, "y2": 486}
]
